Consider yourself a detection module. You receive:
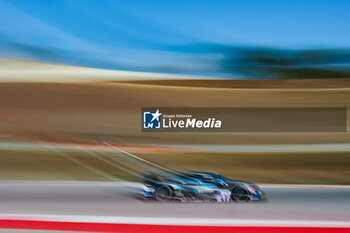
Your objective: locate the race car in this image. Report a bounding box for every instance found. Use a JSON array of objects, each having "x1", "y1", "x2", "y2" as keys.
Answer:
[
  {"x1": 140, "y1": 172, "x2": 231, "y2": 202},
  {"x1": 181, "y1": 171, "x2": 266, "y2": 202}
]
